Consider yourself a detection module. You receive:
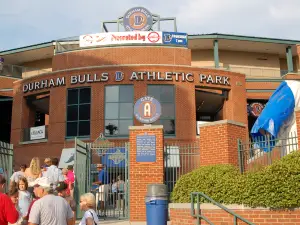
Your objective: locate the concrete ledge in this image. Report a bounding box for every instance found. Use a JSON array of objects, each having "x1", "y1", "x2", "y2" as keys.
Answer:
[
  {"x1": 295, "y1": 107, "x2": 300, "y2": 112},
  {"x1": 129, "y1": 125, "x2": 164, "y2": 130},
  {"x1": 198, "y1": 120, "x2": 246, "y2": 128},
  {"x1": 19, "y1": 139, "x2": 48, "y2": 145},
  {"x1": 169, "y1": 203, "x2": 271, "y2": 210}
]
